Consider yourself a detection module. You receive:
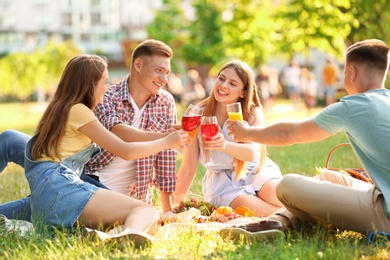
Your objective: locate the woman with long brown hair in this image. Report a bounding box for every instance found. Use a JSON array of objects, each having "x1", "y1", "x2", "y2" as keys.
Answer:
[{"x1": 24, "y1": 54, "x2": 187, "y2": 247}]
